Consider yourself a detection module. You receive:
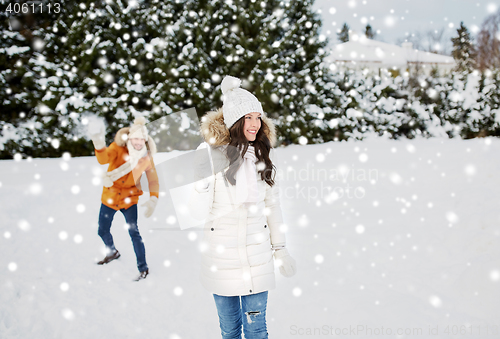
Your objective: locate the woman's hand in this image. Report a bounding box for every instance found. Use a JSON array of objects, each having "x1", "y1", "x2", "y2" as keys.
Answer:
[{"x1": 273, "y1": 248, "x2": 297, "y2": 277}]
